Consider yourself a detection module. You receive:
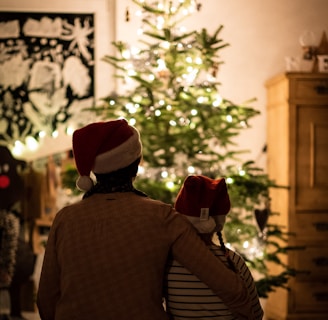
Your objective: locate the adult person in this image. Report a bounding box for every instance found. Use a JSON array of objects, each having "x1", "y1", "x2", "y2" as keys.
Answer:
[
  {"x1": 37, "y1": 119, "x2": 257, "y2": 320},
  {"x1": 0, "y1": 146, "x2": 30, "y2": 320},
  {"x1": 165, "y1": 175, "x2": 263, "y2": 319}
]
